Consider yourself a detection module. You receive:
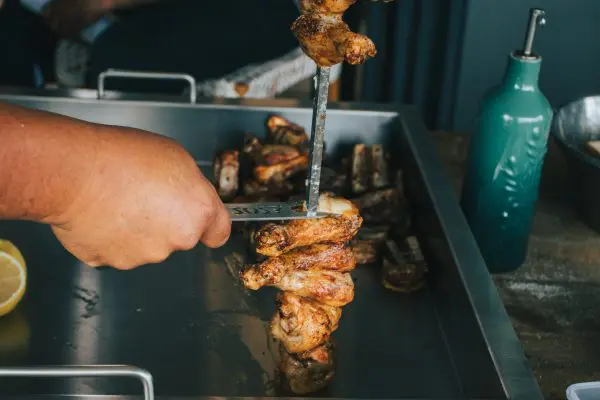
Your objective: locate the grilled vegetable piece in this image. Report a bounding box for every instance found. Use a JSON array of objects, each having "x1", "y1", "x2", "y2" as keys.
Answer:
[
  {"x1": 213, "y1": 150, "x2": 240, "y2": 200},
  {"x1": 350, "y1": 144, "x2": 369, "y2": 194},
  {"x1": 370, "y1": 144, "x2": 391, "y2": 189},
  {"x1": 381, "y1": 236, "x2": 428, "y2": 293}
]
